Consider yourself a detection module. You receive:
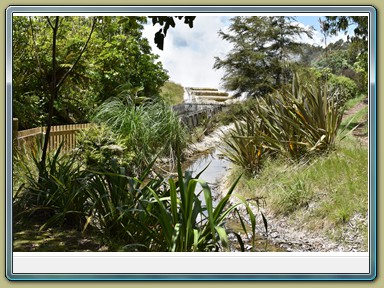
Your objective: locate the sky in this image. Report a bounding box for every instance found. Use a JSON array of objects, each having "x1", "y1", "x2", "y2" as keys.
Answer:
[{"x1": 142, "y1": 16, "x2": 356, "y2": 93}]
